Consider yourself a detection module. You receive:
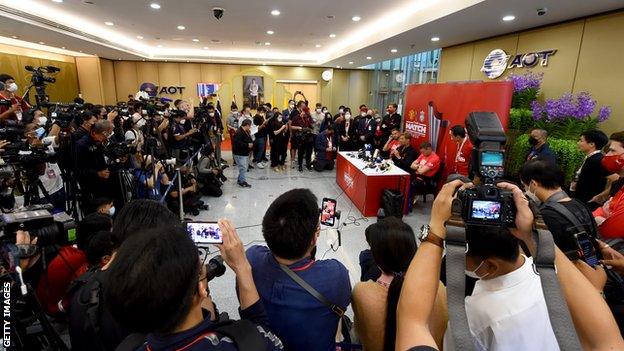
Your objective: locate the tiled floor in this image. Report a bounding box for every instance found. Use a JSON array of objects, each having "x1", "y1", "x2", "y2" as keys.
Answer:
[{"x1": 195, "y1": 151, "x2": 433, "y2": 319}]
